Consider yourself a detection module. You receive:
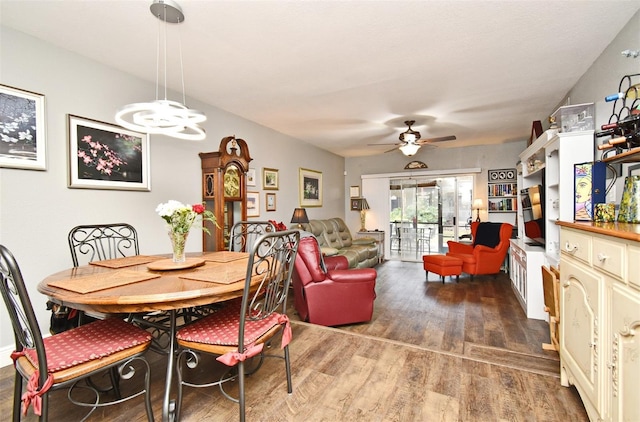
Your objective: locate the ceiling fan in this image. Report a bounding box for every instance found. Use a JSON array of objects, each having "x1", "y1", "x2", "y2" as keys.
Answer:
[{"x1": 369, "y1": 120, "x2": 456, "y2": 156}]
